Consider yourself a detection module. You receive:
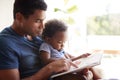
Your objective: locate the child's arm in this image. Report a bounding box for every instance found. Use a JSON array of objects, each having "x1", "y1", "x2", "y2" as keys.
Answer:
[
  {"x1": 71, "y1": 53, "x2": 90, "y2": 61},
  {"x1": 40, "y1": 50, "x2": 64, "y2": 65},
  {"x1": 64, "y1": 53, "x2": 90, "y2": 61},
  {"x1": 64, "y1": 53, "x2": 75, "y2": 59}
]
